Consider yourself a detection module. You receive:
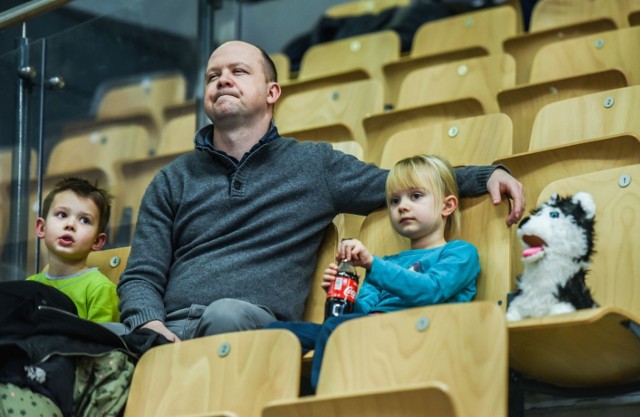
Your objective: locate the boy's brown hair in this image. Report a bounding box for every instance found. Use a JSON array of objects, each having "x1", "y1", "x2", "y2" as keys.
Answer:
[{"x1": 41, "y1": 177, "x2": 113, "y2": 234}]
